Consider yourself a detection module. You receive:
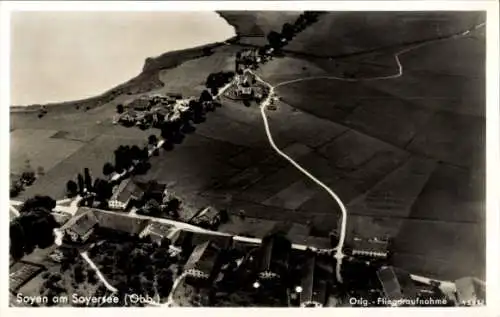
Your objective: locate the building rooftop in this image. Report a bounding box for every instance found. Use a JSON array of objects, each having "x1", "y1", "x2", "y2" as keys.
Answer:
[
  {"x1": 111, "y1": 178, "x2": 145, "y2": 203},
  {"x1": 300, "y1": 254, "x2": 328, "y2": 307},
  {"x1": 257, "y1": 233, "x2": 292, "y2": 275},
  {"x1": 93, "y1": 210, "x2": 148, "y2": 235},
  {"x1": 184, "y1": 241, "x2": 223, "y2": 277},
  {"x1": 455, "y1": 277, "x2": 486, "y2": 303},
  {"x1": 60, "y1": 208, "x2": 98, "y2": 237},
  {"x1": 174, "y1": 230, "x2": 232, "y2": 250},
  {"x1": 377, "y1": 266, "x2": 418, "y2": 303}
]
